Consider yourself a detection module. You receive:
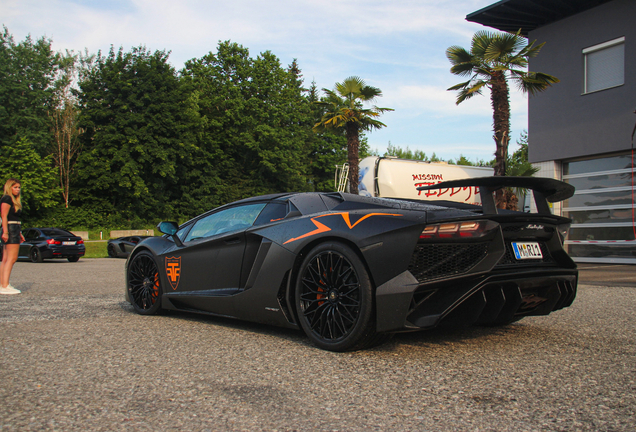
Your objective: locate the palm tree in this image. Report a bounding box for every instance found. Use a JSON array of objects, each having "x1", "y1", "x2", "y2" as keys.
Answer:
[
  {"x1": 313, "y1": 76, "x2": 393, "y2": 194},
  {"x1": 504, "y1": 130, "x2": 539, "y2": 211},
  {"x1": 446, "y1": 31, "x2": 559, "y2": 183}
]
